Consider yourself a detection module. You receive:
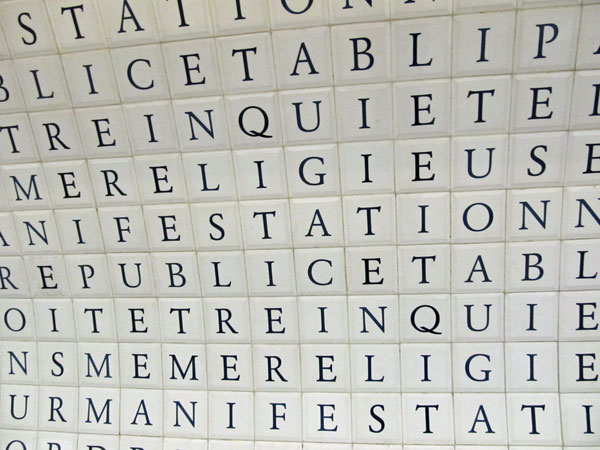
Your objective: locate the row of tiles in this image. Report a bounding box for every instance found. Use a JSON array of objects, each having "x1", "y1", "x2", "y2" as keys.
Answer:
[
  {"x1": 0, "y1": 239, "x2": 598, "y2": 297},
  {"x1": 0, "y1": 0, "x2": 599, "y2": 59},
  {"x1": 2, "y1": 47, "x2": 600, "y2": 123},
  {"x1": 0, "y1": 389, "x2": 596, "y2": 445},
  {"x1": 2, "y1": 340, "x2": 598, "y2": 392},
  {"x1": 0, "y1": 140, "x2": 598, "y2": 213},
  {"x1": 0, "y1": 434, "x2": 597, "y2": 450},
  {"x1": 2, "y1": 292, "x2": 595, "y2": 343},
  {"x1": 0, "y1": 189, "x2": 598, "y2": 256},
  {"x1": 1, "y1": 87, "x2": 600, "y2": 160},
  {"x1": 2, "y1": 5, "x2": 600, "y2": 110}
]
